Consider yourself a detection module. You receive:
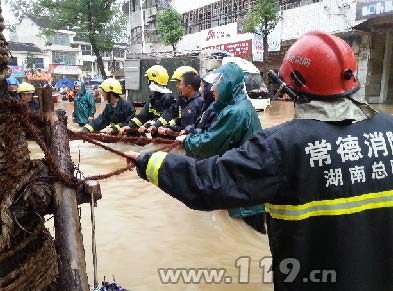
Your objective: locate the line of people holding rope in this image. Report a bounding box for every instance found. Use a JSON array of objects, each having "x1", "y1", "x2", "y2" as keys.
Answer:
[{"x1": 76, "y1": 63, "x2": 267, "y2": 234}]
